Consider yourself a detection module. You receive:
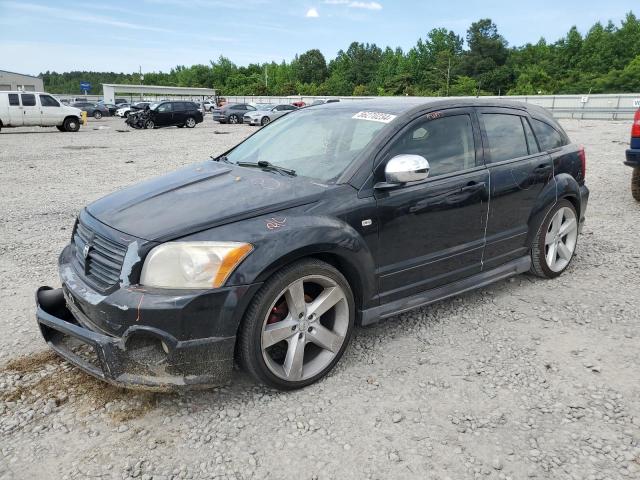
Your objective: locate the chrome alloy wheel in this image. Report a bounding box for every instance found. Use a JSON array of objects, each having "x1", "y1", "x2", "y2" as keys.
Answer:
[
  {"x1": 545, "y1": 206, "x2": 578, "y2": 272},
  {"x1": 261, "y1": 275, "x2": 349, "y2": 382}
]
